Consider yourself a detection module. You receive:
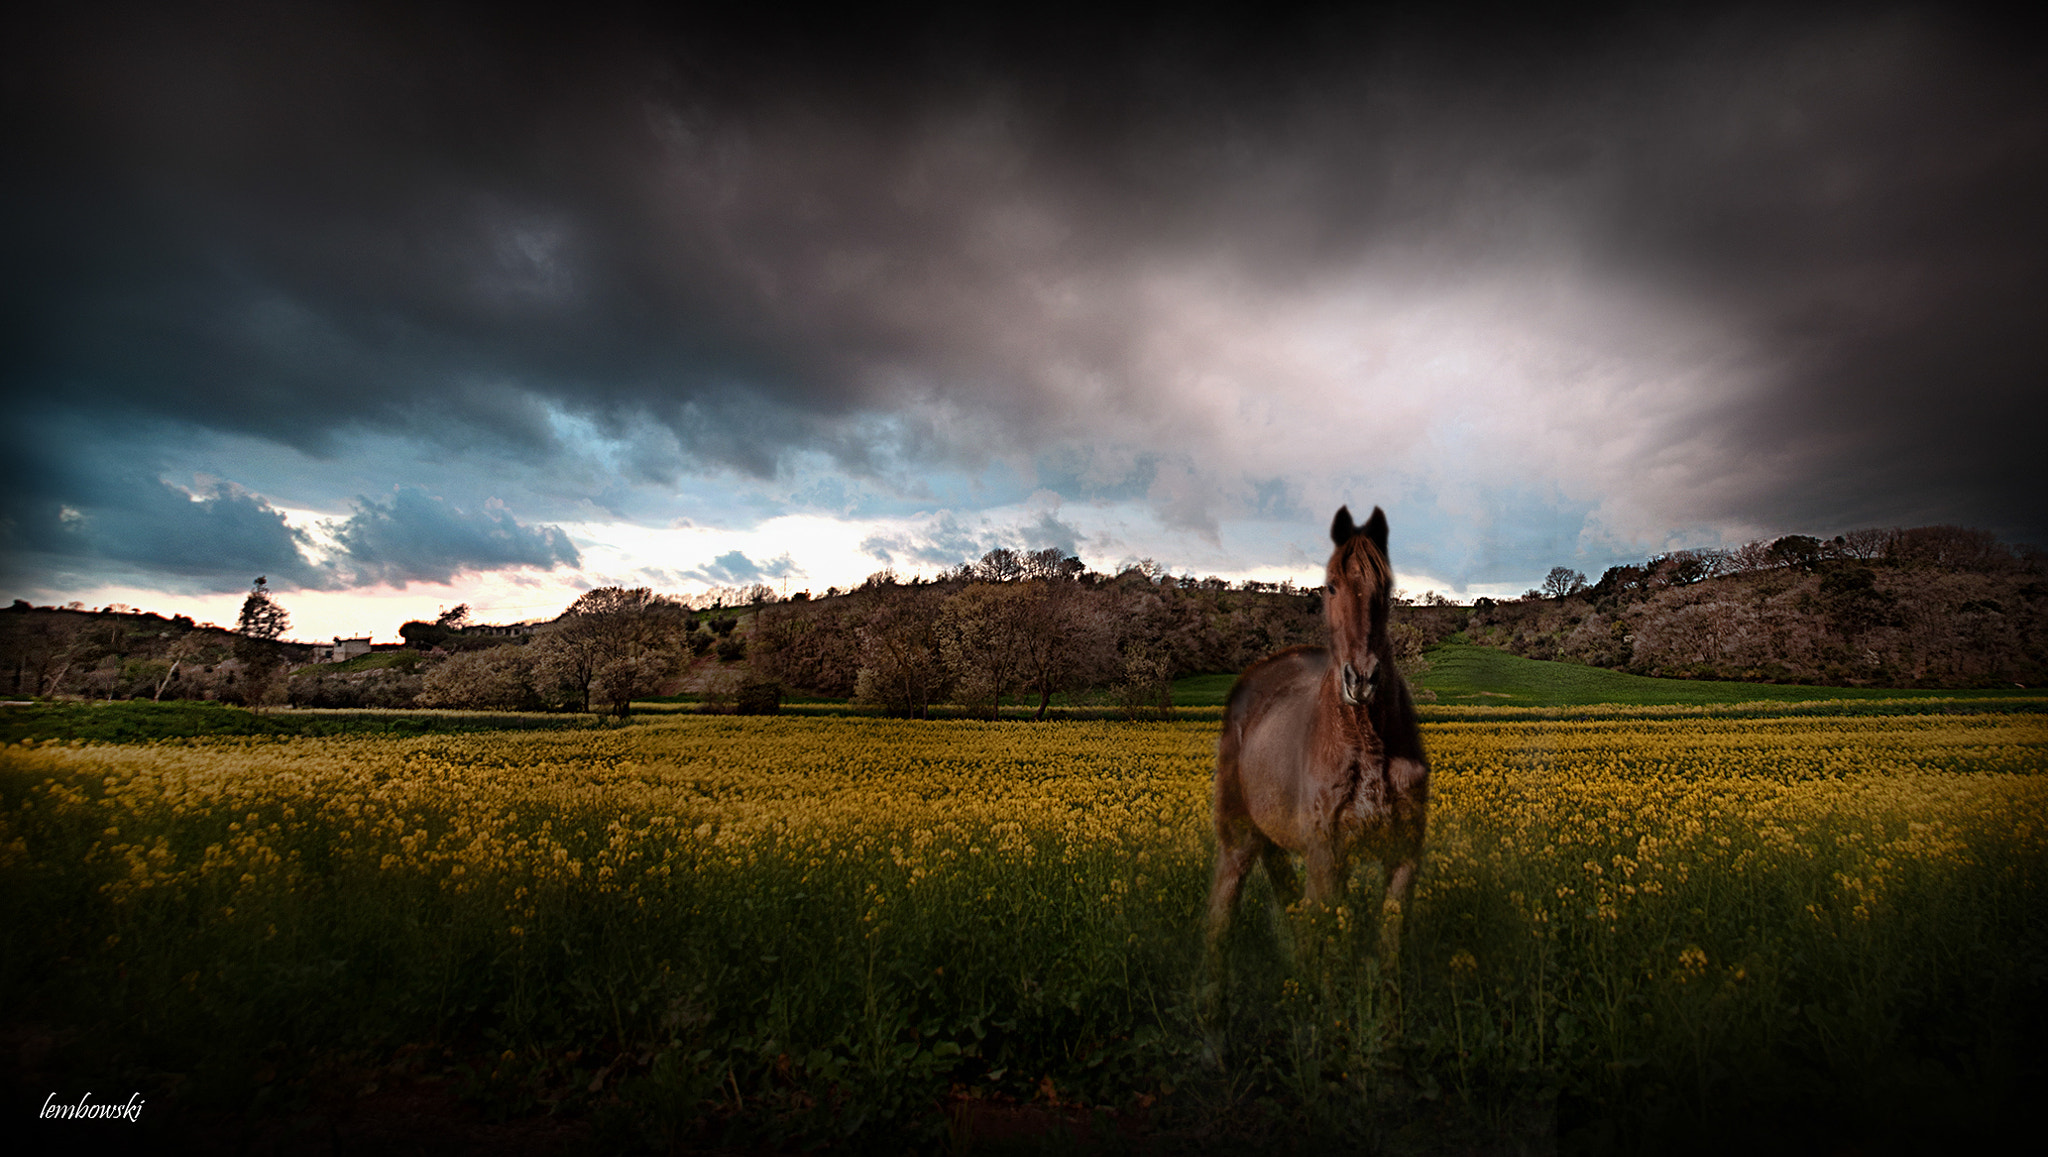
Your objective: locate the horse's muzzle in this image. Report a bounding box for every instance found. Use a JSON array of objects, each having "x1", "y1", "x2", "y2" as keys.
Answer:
[{"x1": 1340, "y1": 658, "x2": 1378, "y2": 706}]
